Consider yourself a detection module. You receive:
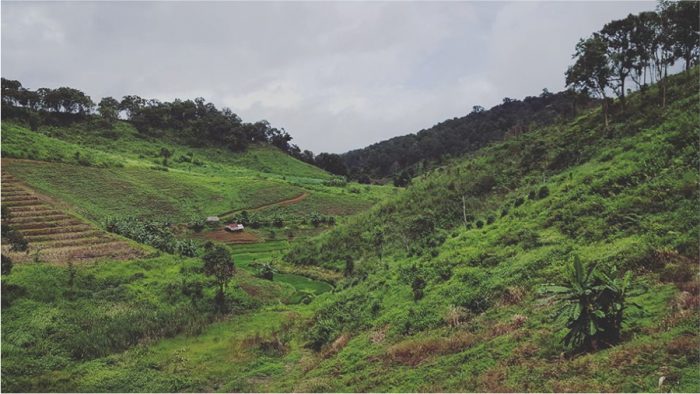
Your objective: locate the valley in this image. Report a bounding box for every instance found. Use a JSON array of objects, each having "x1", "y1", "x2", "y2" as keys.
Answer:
[{"x1": 1, "y1": 2, "x2": 698, "y2": 392}]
